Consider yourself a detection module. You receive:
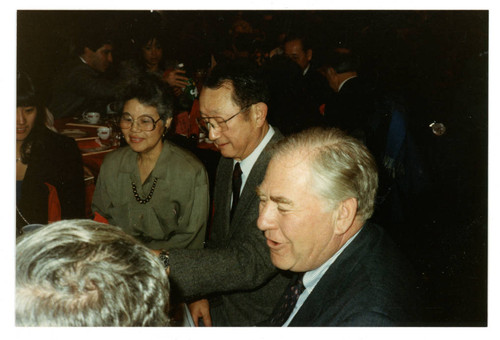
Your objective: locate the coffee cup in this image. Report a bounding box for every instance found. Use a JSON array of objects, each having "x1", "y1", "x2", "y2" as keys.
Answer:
[
  {"x1": 97, "y1": 126, "x2": 111, "y2": 140},
  {"x1": 83, "y1": 112, "x2": 100, "y2": 124}
]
